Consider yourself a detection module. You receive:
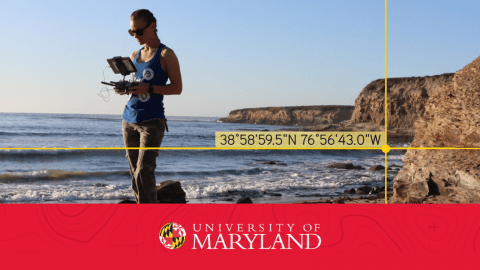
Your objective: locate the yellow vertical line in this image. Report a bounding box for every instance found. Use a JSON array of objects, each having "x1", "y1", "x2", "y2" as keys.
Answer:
[
  {"x1": 384, "y1": 0, "x2": 388, "y2": 138},
  {"x1": 385, "y1": 0, "x2": 388, "y2": 204},
  {"x1": 385, "y1": 152, "x2": 388, "y2": 204}
]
